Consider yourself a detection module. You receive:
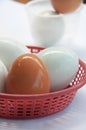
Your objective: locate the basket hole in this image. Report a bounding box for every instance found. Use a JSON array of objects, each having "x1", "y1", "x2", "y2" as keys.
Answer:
[
  {"x1": 9, "y1": 114, "x2": 14, "y2": 116},
  {"x1": 0, "y1": 109, "x2": 5, "y2": 112},
  {"x1": 79, "y1": 71, "x2": 82, "y2": 74},
  {"x1": 80, "y1": 67, "x2": 83, "y2": 70},
  {"x1": 26, "y1": 111, "x2": 31, "y2": 113},
  {"x1": 26, "y1": 114, "x2": 31, "y2": 116},
  {"x1": 35, "y1": 103, "x2": 41, "y2": 106},
  {"x1": 70, "y1": 82, "x2": 73, "y2": 86},
  {"x1": 17, "y1": 104, "x2": 23, "y2": 107},
  {"x1": 41, "y1": 111, "x2": 48, "y2": 115},
  {"x1": 50, "y1": 106, "x2": 55, "y2": 109},
  {"x1": 8, "y1": 100, "x2": 14, "y2": 102},
  {"x1": 63, "y1": 99, "x2": 68, "y2": 102},
  {"x1": 45, "y1": 99, "x2": 51, "y2": 101},
  {"x1": 77, "y1": 74, "x2": 80, "y2": 78},
  {"x1": 0, "y1": 102, "x2": 5, "y2": 105},
  {"x1": 58, "y1": 102, "x2": 63, "y2": 105},
  {"x1": 79, "y1": 64, "x2": 81, "y2": 67},
  {"x1": 43, "y1": 107, "x2": 48, "y2": 110},
  {"x1": 27, "y1": 101, "x2": 33, "y2": 103},
  {"x1": 65, "y1": 96, "x2": 69, "y2": 98},
  {"x1": 17, "y1": 111, "x2": 23, "y2": 114},
  {"x1": 35, "y1": 104, "x2": 41, "y2": 106},
  {"x1": 0, "y1": 99, "x2": 4, "y2": 101},
  {"x1": 35, "y1": 107, "x2": 40, "y2": 109},
  {"x1": 71, "y1": 80, "x2": 74, "y2": 84},
  {"x1": 17, "y1": 108, "x2": 23, "y2": 110},
  {"x1": 52, "y1": 99, "x2": 58, "y2": 102},
  {"x1": 26, "y1": 104, "x2": 32, "y2": 107},
  {"x1": 8, "y1": 106, "x2": 14, "y2": 109},
  {"x1": 34, "y1": 113, "x2": 39, "y2": 116},
  {"x1": 82, "y1": 70, "x2": 85, "y2": 73},
  {"x1": 34, "y1": 113, "x2": 40, "y2": 115},
  {"x1": 17, "y1": 101, "x2": 24, "y2": 105},
  {"x1": 17, "y1": 104, "x2": 24, "y2": 108},
  {"x1": 43, "y1": 106, "x2": 49, "y2": 108},
  {"x1": 62, "y1": 103, "x2": 67, "y2": 106},
  {"x1": 34, "y1": 110, "x2": 40, "y2": 113},
  {"x1": 74, "y1": 82, "x2": 77, "y2": 85},
  {"x1": 26, "y1": 108, "x2": 32, "y2": 111},
  {"x1": 32, "y1": 49, "x2": 39, "y2": 53},
  {"x1": 41, "y1": 112, "x2": 46, "y2": 115},
  {"x1": 51, "y1": 103, "x2": 57, "y2": 106},
  {"x1": 75, "y1": 78, "x2": 78, "y2": 81},
  {"x1": 9, "y1": 110, "x2": 15, "y2": 113},
  {"x1": 56, "y1": 105, "x2": 61, "y2": 108},
  {"x1": 52, "y1": 98, "x2": 58, "y2": 102},
  {"x1": 61, "y1": 95, "x2": 65, "y2": 98},
  {"x1": 0, "y1": 105, "x2": 6, "y2": 108},
  {"x1": 77, "y1": 81, "x2": 80, "y2": 84},
  {"x1": 44, "y1": 102, "x2": 49, "y2": 105},
  {"x1": 79, "y1": 78, "x2": 81, "y2": 81},
  {"x1": 8, "y1": 103, "x2": 14, "y2": 107},
  {"x1": 59, "y1": 98, "x2": 64, "y2": 101},
  {"x1": 80, "y1": 74, "x2": 83, "y2": 77},
  {"x1": 17, "y1": 114, "x2": 23, "y2": 116},
  {"x1": 17, "y1": 100, "x2": 23, "y2": 103},
  {"x1": 1, "y1": 112, "x2": 6, "y2": 115}
]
